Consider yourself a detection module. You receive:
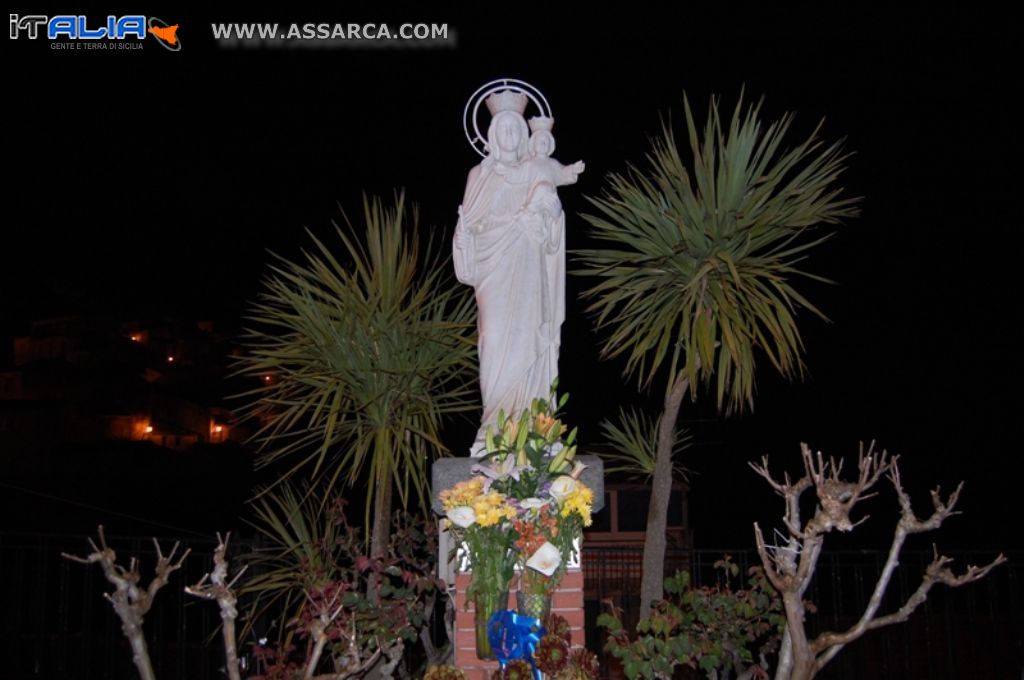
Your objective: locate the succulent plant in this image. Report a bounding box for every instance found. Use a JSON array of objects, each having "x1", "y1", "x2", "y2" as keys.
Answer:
[
  {"x1": 536, "y1": 634, "x2": 570, "y2": 674},
  {"x1": 542, "y1": 612, "x2": 572, "y2": 644},
  {"x1": 424, "y1": 665, "x2": 468, "y2": 680}
]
